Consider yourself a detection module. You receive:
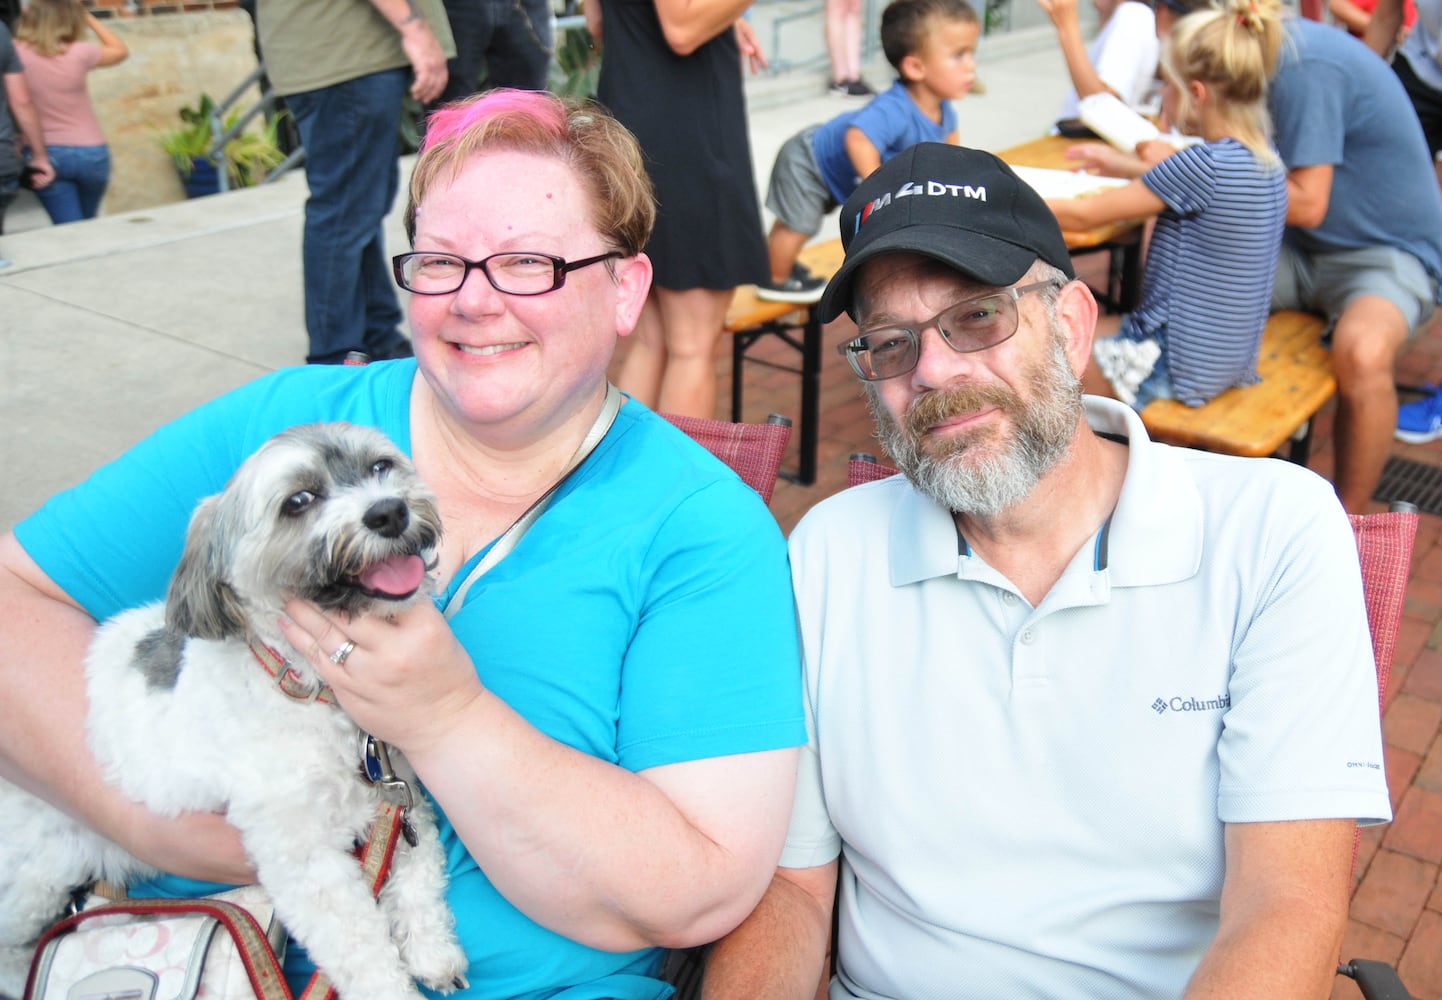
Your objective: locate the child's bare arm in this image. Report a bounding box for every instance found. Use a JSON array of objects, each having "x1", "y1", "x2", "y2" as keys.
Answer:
[
  {"x1": 845, "y1": 127, "x2": 883, "y2": 179},
  {"x1": 1045, "y1": 179, "x2": 1164, "y2": 230}
]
